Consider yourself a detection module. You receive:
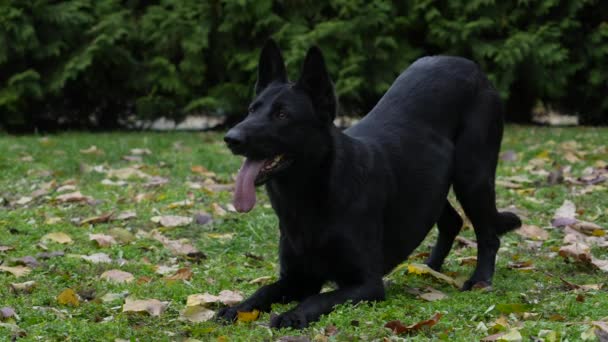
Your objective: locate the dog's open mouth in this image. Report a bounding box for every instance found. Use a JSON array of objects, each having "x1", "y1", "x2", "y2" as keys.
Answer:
[{"x1": 233, "y1": 155, "x2": 292, "y2": 213}]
